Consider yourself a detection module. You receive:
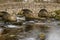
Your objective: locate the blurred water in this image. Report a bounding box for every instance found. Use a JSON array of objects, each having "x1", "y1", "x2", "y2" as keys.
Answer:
[
  {"x1": 17, "y1": 21, "x2": 60, "y2": 40},
  {"x1": 25, "y1": 21, "x2": 60, "y2": 40},
  {"x1": 0, "y1": 20, "x2": 60, "y2": 40},
  {"x1": 45, "y1": 21, "x2": 60, "y2": 40}
]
